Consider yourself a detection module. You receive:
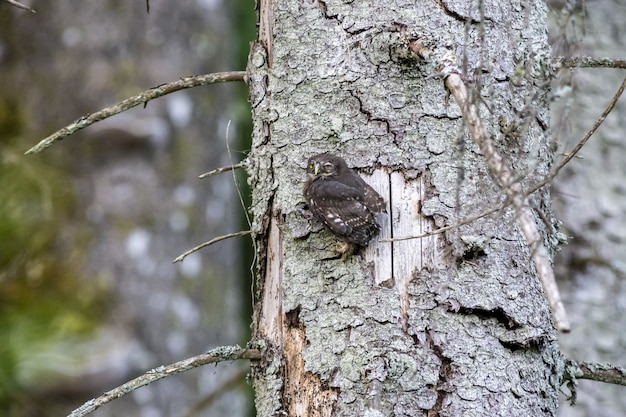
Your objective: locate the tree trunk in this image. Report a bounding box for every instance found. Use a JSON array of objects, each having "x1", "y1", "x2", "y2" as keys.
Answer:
[{"x1": 248, "y1": 1, "x2": 562, "y2": 416}]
